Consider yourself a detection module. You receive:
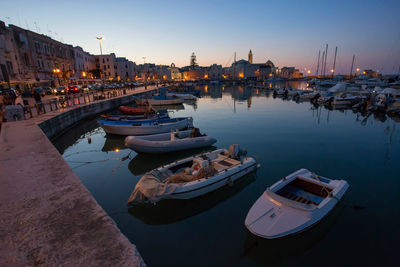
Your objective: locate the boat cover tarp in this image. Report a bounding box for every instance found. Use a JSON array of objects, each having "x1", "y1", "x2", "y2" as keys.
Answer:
[
  {"x1": 127, "y1": 172, "x2": 179, "y2": 204},
  {"x1": 127, "y1": 166, "x2": 217, "y2": 204}
]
